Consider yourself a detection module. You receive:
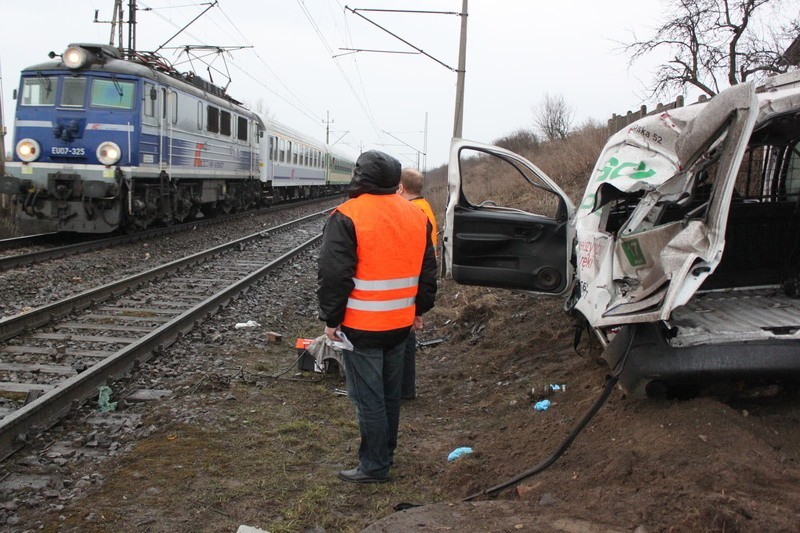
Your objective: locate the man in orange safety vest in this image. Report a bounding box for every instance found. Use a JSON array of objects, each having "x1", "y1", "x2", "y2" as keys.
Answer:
[
  {"x1": 397, "y1": 167, "x2": 437, "y2": 400},
  {"x1": 317, "y1": 150, "x2": 437, "y2": 484}
]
